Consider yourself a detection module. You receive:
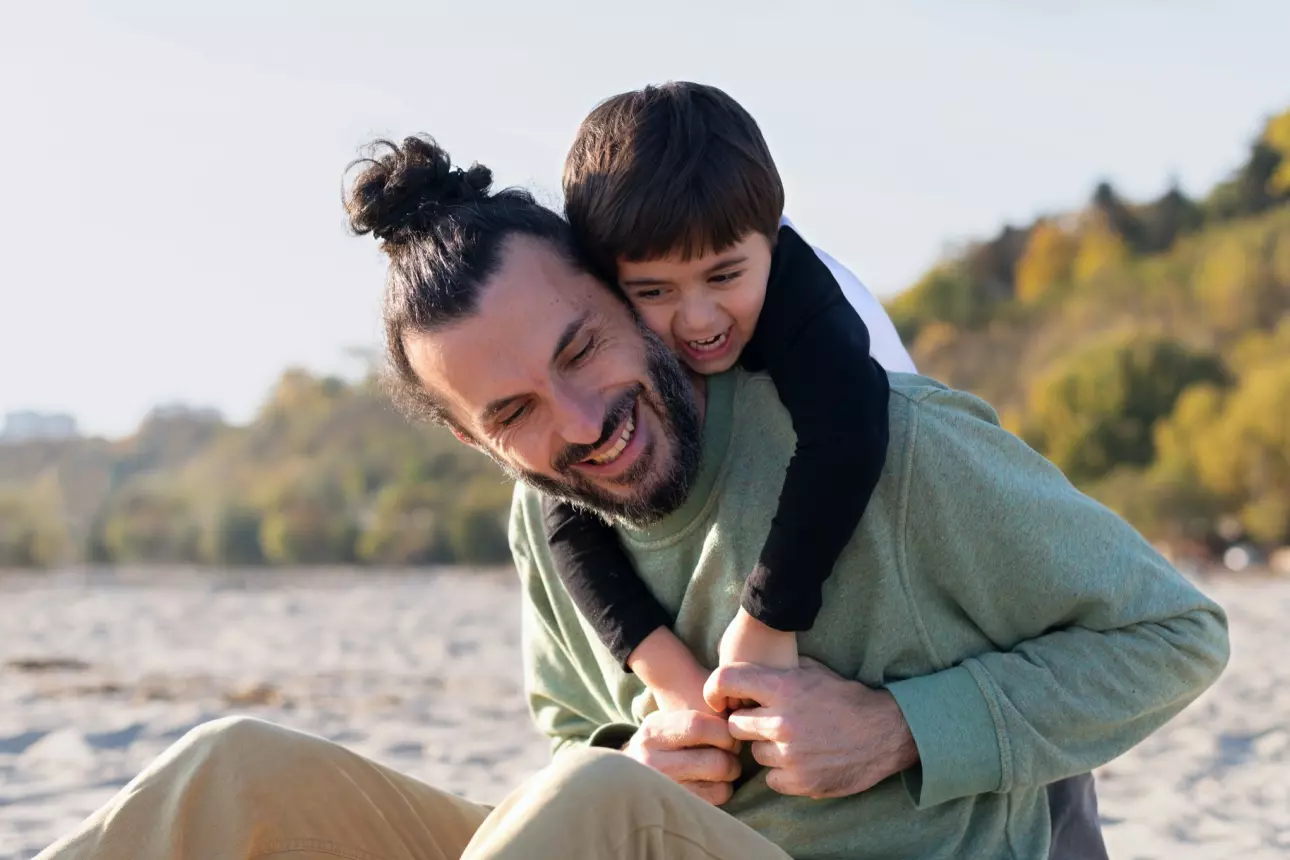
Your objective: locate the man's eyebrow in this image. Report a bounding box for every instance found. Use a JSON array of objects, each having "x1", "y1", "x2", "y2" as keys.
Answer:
[
  {"x1": 478, "y1": 311, "x2": 592, "y2": 424},
  {"x1": 553, "y1": 310, "x2": 592, "y2": 361},
  {"x1": 480, "y1": 395, "x2": 520, "y2": 424}
]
